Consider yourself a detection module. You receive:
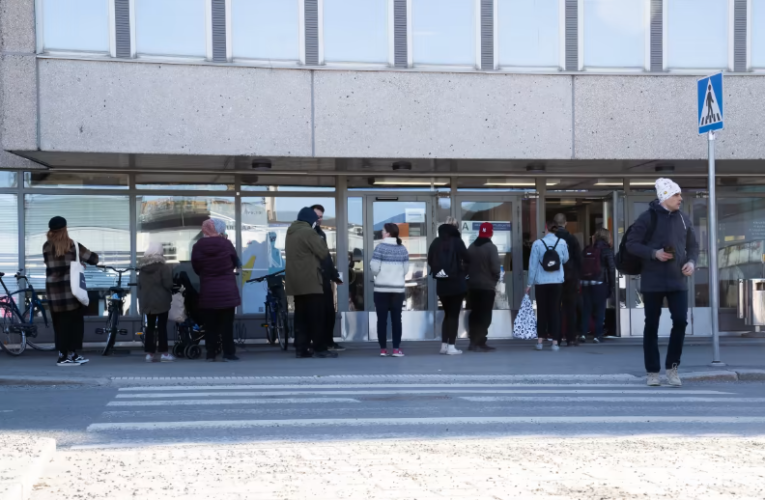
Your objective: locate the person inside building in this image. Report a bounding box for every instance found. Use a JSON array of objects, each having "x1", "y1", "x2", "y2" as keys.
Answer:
[
  {"x1": 526, "y1": 221, "x2": 569, "y2": 351},
  {"x1": 467, "y1": 222, "x2": 501, "y2": 352},
  {"x1": 191, "y1": 218, "x2": 241, "y2": 362},
  {"x1": 370, "y1": 223, "x2": 409, "y2": 357},
  {"x1": 285, "y1": 207, "x2": 337, "y2": 359},
  {"x1": 138, "y1": 242, "x2": 175, "y2": 363},
  {"x1": 311, "y1": 204, "x2": 344, "y2": 352},
  {"x1": 625, "y1": 178, "x2": 698, "y2": 387},
  {"x1": 43, "y1": 216, "x2": 99, "y2": 367},
  {"x1": 580, "y1": 228, "x2": 615, "y2": 344},
  {"x1": 428, "y1": 216, "x2": 470, "y2": 355},
  {"x1": 554, "y1": 213, "x2": 582, "y2": 346}
]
